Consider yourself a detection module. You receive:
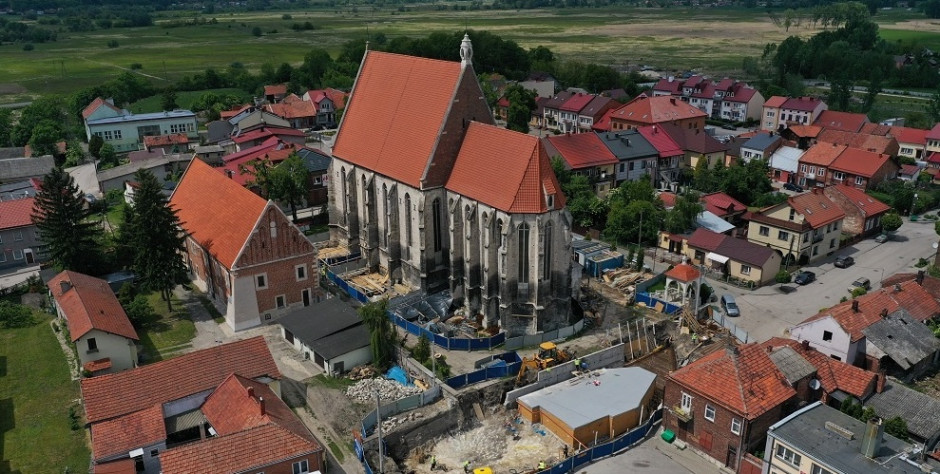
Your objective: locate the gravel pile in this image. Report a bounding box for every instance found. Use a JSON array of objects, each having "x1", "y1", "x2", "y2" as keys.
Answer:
[{"x1": 345, "y1": 377, "x2": 424, "y2": 402}]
